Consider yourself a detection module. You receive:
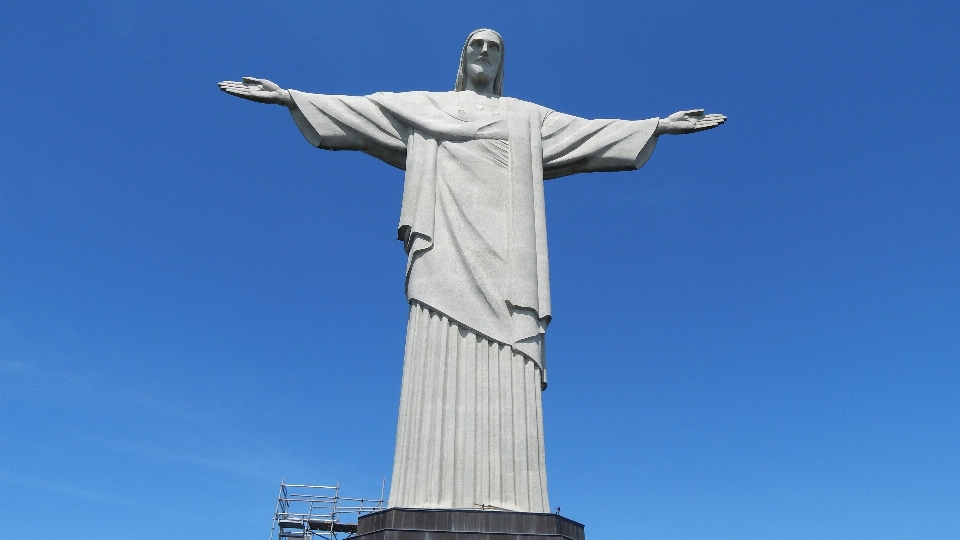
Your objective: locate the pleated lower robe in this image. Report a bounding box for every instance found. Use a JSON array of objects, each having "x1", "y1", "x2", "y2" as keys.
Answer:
[{"x1": 388, "y1": 302, "x2": 549, "y2": 512}]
